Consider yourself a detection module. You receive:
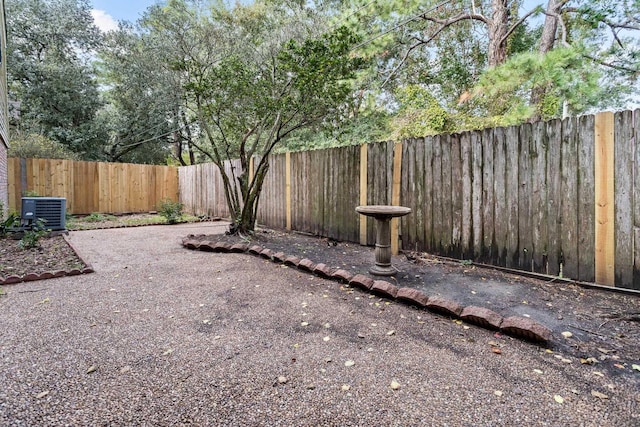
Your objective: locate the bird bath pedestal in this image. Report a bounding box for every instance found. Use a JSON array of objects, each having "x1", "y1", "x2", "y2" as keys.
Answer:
[{"x1": 355, "y1": 205, "x2": 412, "y2": 276}]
